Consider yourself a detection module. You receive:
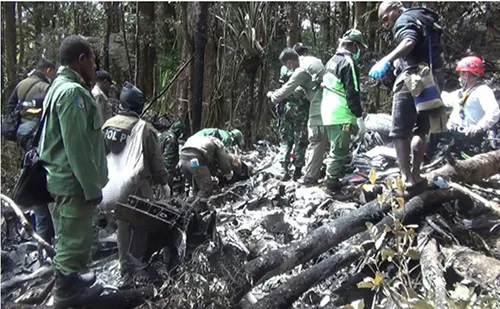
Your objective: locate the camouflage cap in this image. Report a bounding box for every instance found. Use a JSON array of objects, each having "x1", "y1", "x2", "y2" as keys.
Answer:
[{"x1": 341, "y1": 29, "x2": 367, "y2": 49}]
